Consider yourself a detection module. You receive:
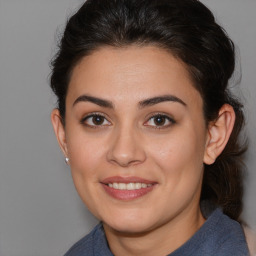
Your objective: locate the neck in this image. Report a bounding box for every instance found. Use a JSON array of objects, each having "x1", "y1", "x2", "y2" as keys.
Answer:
[{"x1": 103, "y1": 205, "x2": 205, "y2": 256}]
